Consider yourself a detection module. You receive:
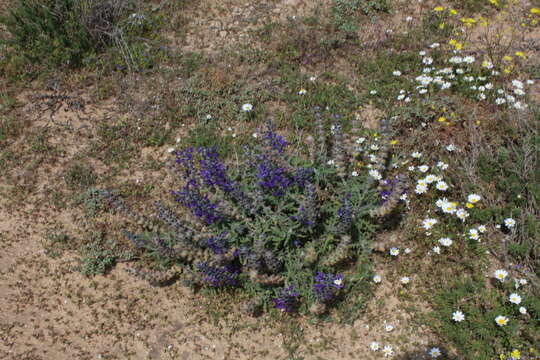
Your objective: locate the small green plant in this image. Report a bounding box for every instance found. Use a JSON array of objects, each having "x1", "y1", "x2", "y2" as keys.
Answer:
[
  {"x1": 43, "y1": 231, "x2": 70, "y2": 258},
  {"x1": 332, "y1": 0, "x2": 390, "y2": 33},
  {"x1": 75, "y1": 187, "x2": 107, "y2": 217},
  {"x1": 79, "y1": 240, "x2": 117, "y2": 276},
  {"x1": 64, "y1": 163, "x2": 97, "y2": 190},
  {"x1": 78, "y1": 235, "x2": 133, "y2": 276}
]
